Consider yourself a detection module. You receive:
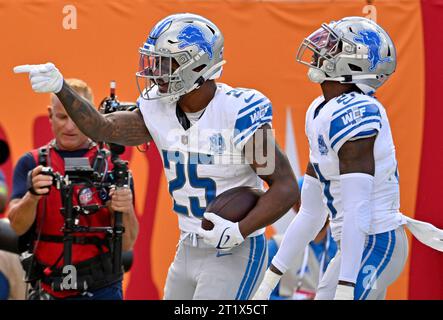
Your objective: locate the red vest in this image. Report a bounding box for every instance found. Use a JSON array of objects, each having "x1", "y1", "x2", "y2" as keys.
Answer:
[{"x1": 31, "y1": 142, "x2": 114, "y2": 297}]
